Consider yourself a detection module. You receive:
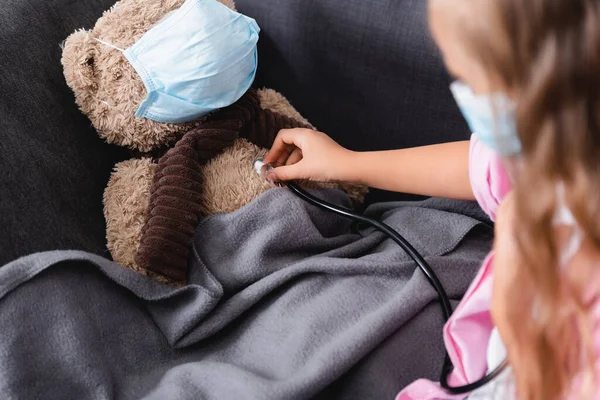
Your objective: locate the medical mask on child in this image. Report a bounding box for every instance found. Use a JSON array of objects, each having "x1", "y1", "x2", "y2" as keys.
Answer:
[
  {"x1": 450, "y1": 81, "x2": 522, "y2": 157},
  {"x1": 94, "y1": 0, "x2": 260, "y2": 123}
]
